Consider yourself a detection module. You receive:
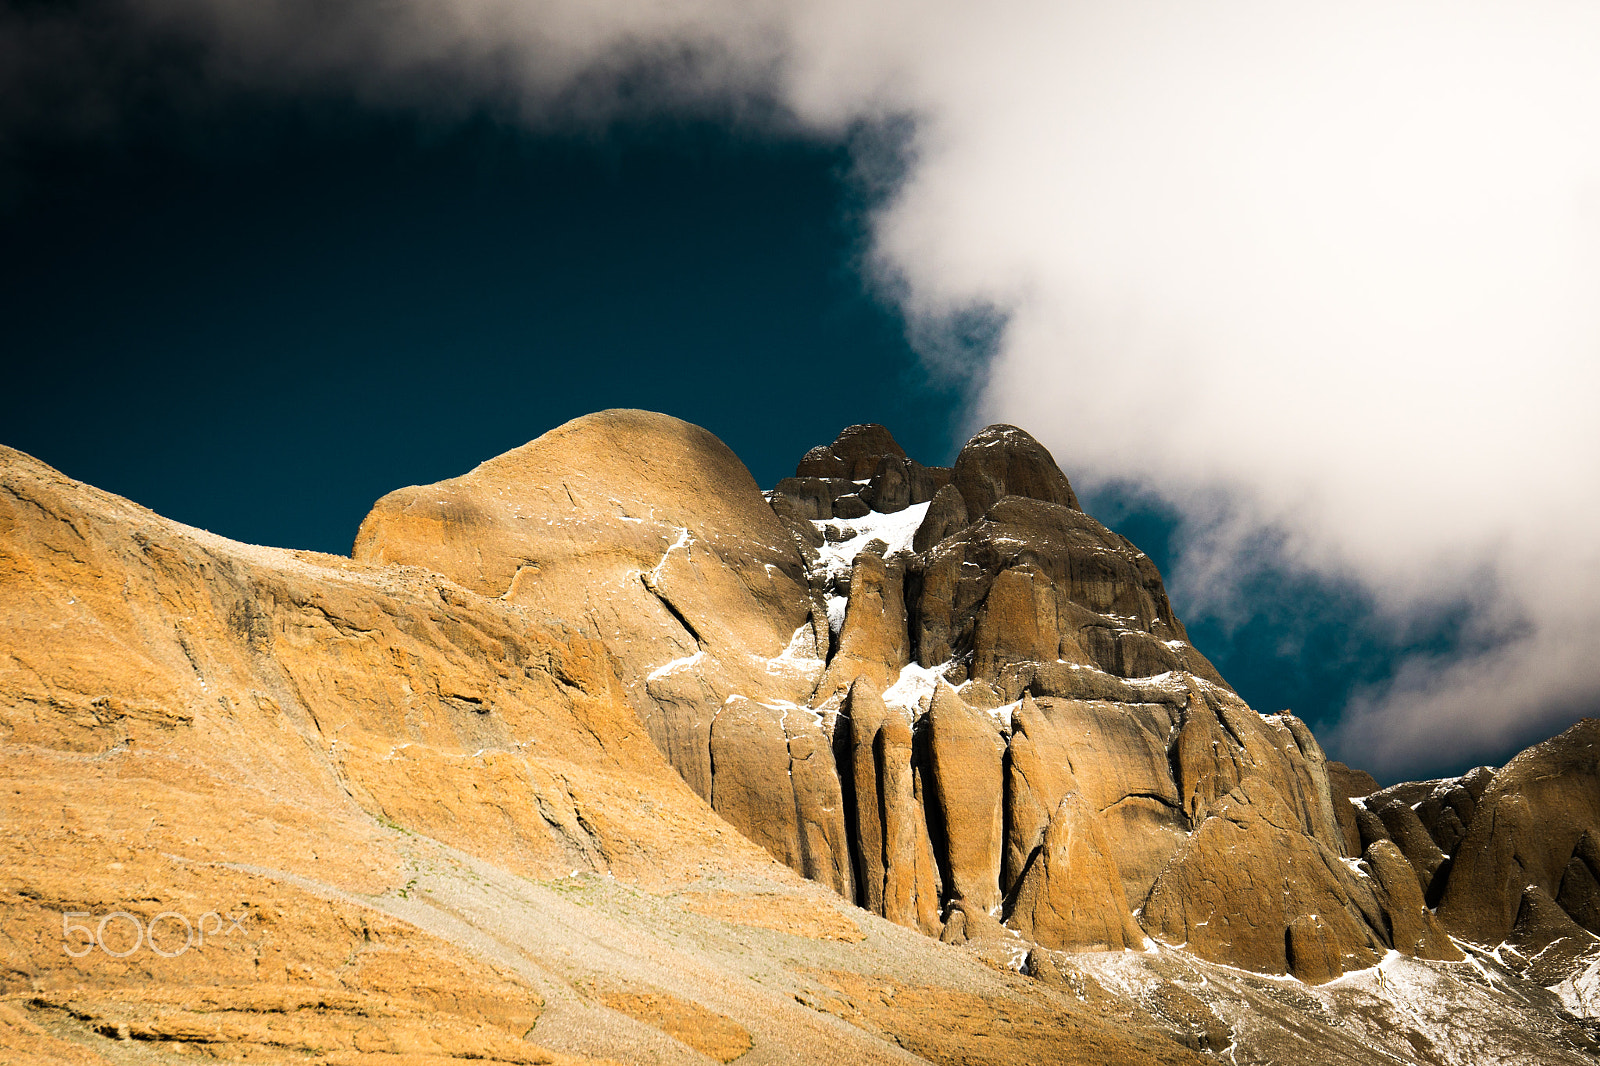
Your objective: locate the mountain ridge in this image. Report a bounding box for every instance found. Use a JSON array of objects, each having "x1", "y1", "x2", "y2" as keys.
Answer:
[{"x1": 2, "y1": 410, "x2": 1598, "y2": 1064}]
